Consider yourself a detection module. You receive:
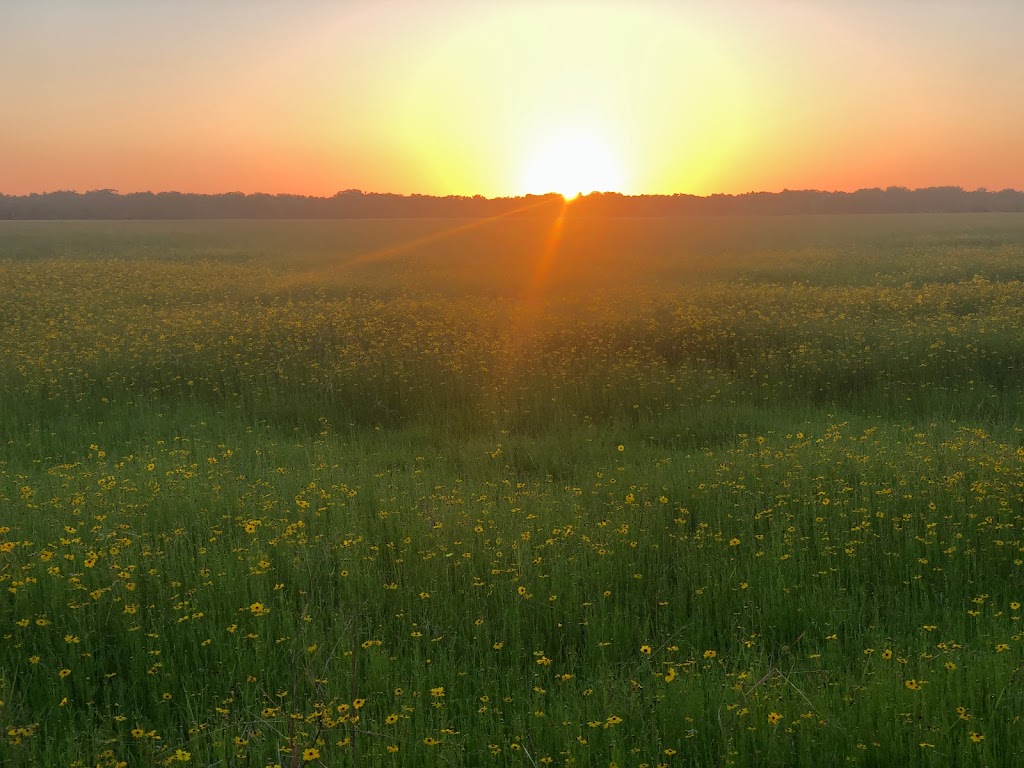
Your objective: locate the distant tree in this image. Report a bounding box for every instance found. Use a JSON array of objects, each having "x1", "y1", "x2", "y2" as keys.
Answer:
[{"x1": 1, "y1": 187, "x2": 1022, "y2": 220}]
